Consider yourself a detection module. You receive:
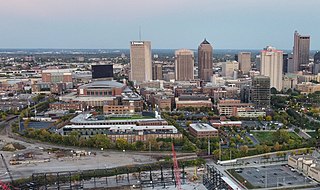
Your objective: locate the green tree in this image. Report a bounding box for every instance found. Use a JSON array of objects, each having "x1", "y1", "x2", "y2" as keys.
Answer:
[
  {"x1": 239, "y1": 145, "x2": 249, "y2": 156},
  {"x1": 116, "y1": 138, "x2": 129, "y2": 150},
  {"x1": 273, "y1": 129, "x2": 290, "y2": 144},
  {"x1": 265, "y1": 116, "x2": 272, "y2": 122}
]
